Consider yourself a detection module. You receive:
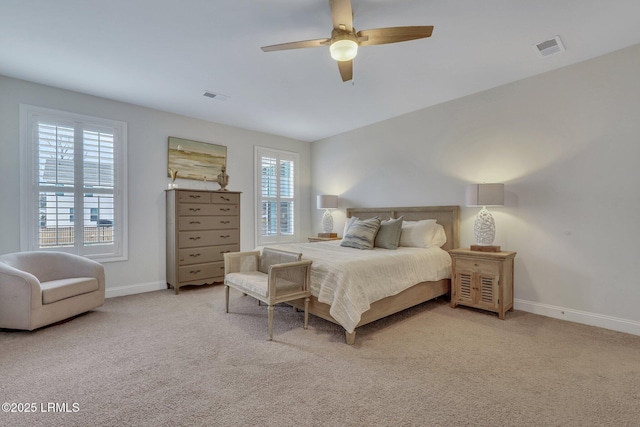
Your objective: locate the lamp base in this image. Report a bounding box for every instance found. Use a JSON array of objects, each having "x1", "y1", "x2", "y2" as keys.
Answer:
[
  {"x1": 321, "y1": 209, "x2": 334, "y2": 234},
  {"x1": 471, "y1": 245, "x2": 501, "y2": 252}
]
